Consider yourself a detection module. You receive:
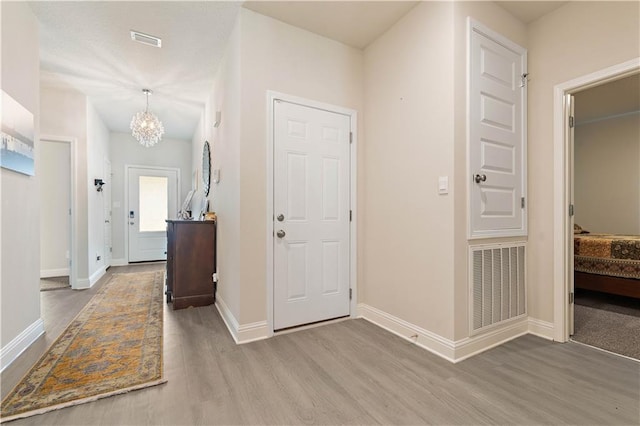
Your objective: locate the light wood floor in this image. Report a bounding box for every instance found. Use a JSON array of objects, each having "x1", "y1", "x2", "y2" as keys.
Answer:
[{"x1": 2, "y1": 264, "x2": 639, "y2": 425}]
